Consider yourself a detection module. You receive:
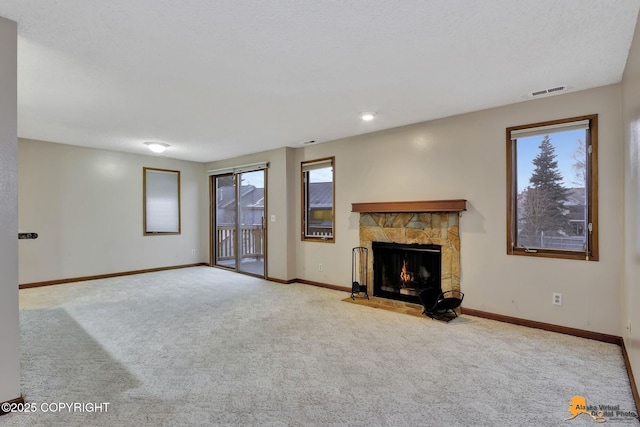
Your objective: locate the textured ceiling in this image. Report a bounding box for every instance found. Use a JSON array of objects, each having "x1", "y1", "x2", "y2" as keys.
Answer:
[{"x1": 0, "y1": 1, "x2": 638, "y2": 162}]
